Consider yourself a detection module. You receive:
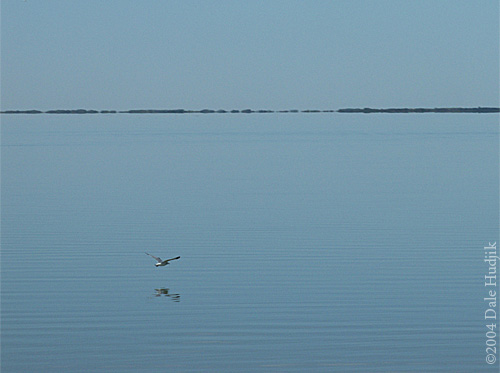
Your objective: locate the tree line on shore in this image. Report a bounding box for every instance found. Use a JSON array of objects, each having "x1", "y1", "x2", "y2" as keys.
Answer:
[{"x1": 1, "y1": 107, "x2": 498, "y2": 114}]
